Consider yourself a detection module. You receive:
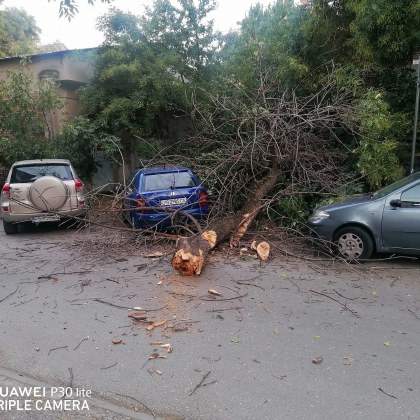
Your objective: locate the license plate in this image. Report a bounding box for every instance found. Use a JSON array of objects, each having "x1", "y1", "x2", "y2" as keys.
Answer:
[
  {"x1": 160, "y1": 198, "x2": 187, "y2": 206},
  {"x1": 32, "y1": 214, "x2": 60, "y2": 223}
]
